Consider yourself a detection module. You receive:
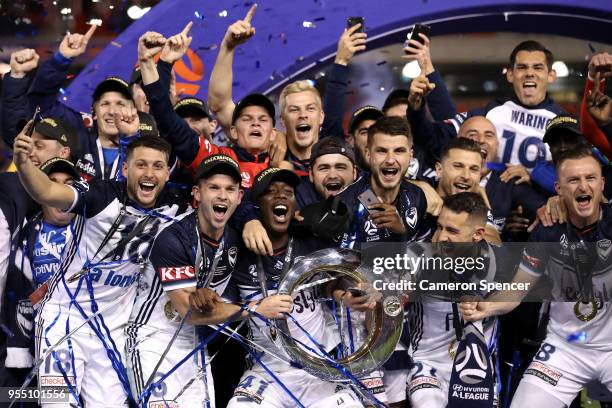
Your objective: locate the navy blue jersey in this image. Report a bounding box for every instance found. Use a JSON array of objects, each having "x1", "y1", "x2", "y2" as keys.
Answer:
[
  {"x1": 484, "y1": 170, "x2": 546, "y2": 232},
  {"x1": 339, "y1": 174, "x2": 429, "y2": 249},
  {"x1": 128, "y1": 211, "x2": 240, "y2": 335},
  {"x1": 0, "y1": 173, "x2": 38, "y2": 235}
]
